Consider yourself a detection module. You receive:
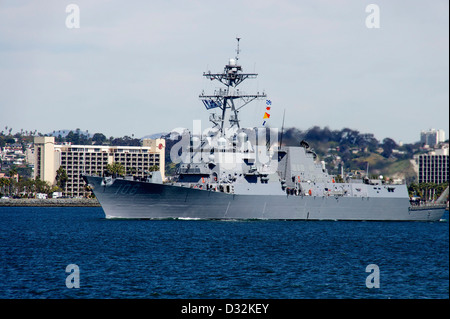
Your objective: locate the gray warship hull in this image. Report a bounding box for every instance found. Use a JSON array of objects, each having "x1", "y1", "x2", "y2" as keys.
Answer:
[{"x1": 83, "y1": 176, "x2": 445, "y2": 221}]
